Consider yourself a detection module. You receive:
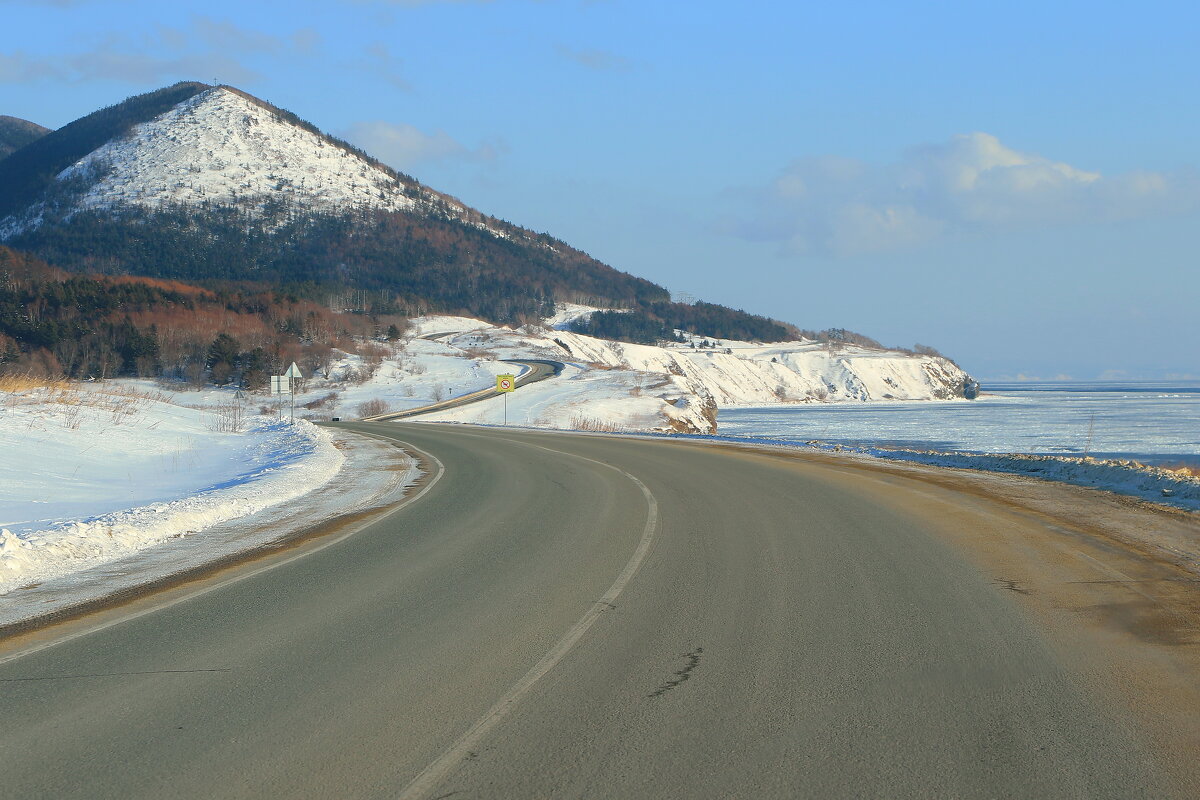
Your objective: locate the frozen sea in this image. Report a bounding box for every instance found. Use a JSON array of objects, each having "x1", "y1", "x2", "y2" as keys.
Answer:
[{"x1": 717, "y1": 382, "x2": 1200, "y2": 468}]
